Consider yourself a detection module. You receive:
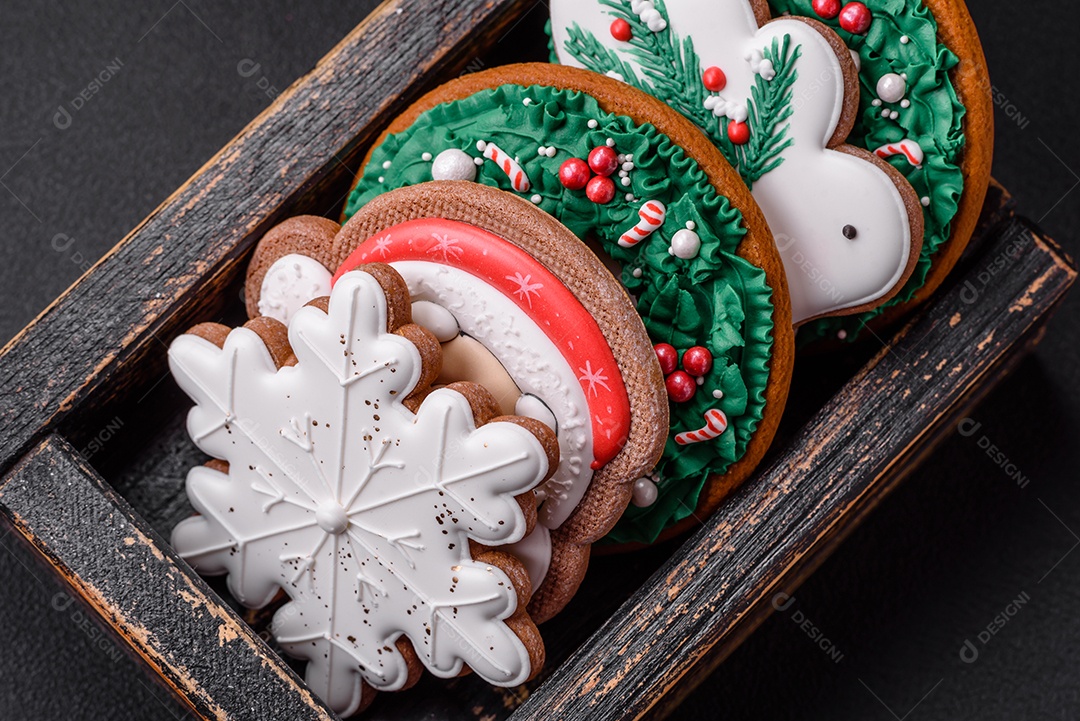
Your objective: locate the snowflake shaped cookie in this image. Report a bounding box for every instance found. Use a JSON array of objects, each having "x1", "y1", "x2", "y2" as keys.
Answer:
[{"x1": 170, "y1": 266, "x2": 553, "y2": 716}]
